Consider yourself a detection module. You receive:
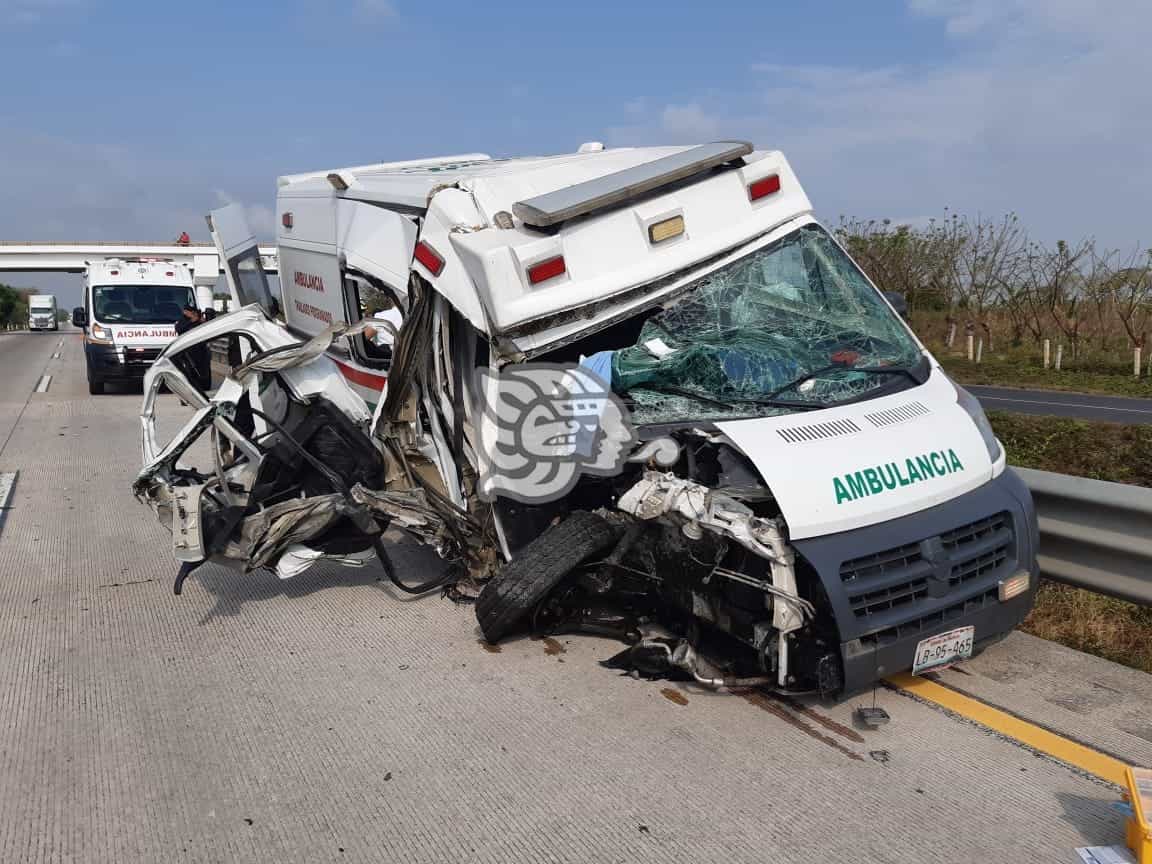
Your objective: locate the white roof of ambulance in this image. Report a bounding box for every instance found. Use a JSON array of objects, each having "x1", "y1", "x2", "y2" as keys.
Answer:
[
  {"x1": 279, "y1": 148, "x2": 716, "y2": 215},
  {"x1": 278, "y1": 144, "x2": 814, "y2": 351}
]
